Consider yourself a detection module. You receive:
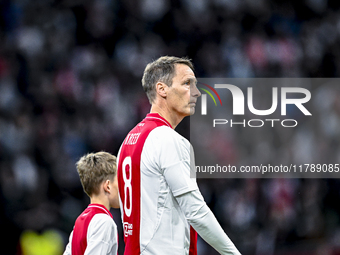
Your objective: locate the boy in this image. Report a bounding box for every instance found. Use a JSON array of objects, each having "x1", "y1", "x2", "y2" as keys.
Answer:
[{"x1": 63, "y1": 151, "x2": 119, "y2": 255}]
